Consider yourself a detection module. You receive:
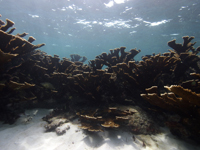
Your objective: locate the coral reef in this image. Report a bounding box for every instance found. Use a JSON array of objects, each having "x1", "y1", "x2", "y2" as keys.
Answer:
[{"x1": 1, "y1": 15, "x2": 200, "y2": 143}]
